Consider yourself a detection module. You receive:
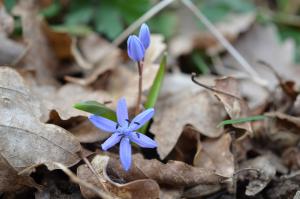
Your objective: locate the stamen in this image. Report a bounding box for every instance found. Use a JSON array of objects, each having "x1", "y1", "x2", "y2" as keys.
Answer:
[
  {"x1": 136, "y1": 132, "x2": 140, "y2": 138},
  {"x1": 115, "y1": 123, "x2": 120, "y2": 129},
  {"x1": 126, "y1": 119, "x2": 130, "y2": 127},
  {"x1": 134, "y1": 122, "x2": 140, "y2": 125}
]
